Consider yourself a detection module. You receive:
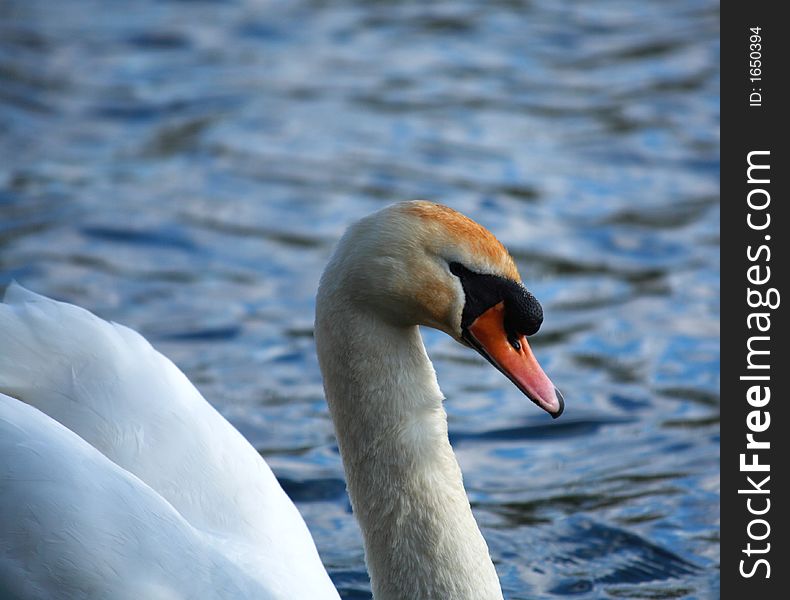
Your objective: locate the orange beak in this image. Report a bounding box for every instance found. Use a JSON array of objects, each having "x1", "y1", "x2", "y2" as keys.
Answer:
[{"x1": 464, "y1": 301, "x2": 564, "y2": 418}]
